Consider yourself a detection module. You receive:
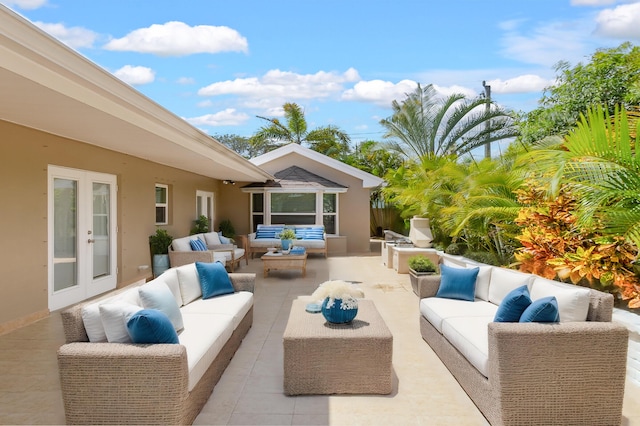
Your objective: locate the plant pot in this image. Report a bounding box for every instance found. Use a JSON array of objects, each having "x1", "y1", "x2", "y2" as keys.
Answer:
[
  {"x1": 152, "y1": 254, "x2": 170, "y2": 278},
  {"x1": 409, "y1": 269, "x2": 439, "y2": 297},
  {"x1": 321, "y1": 297, "x2": 358, "y2": 324},
  {"x1": 281, "y1": 239, "x2": 293, "y2": 251}
]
